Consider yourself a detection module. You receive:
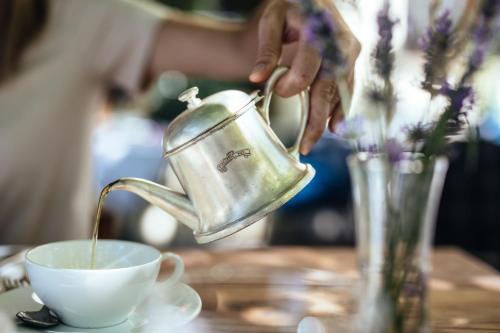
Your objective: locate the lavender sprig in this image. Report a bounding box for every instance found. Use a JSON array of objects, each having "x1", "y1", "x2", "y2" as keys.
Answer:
[
  {"x1": 403, "y1": 121, "x2": 434, "y2": 153},
  {"x1": 373, "y1": 2, "x2": 398, "y2": 79},
  {"x1": 420, "y1": 10, "x2": 454, "y2": 95},
  {"x1": 423, "y1": 0, "x2": 498, "y2": 155},
  {"x1": 368, "y1": 2, "x2": 398, "y2": 127},
  {"x1": 421, "y1": 84, "x2": 475, "y2": 156},
  {"x1": 422, "y1": 82, "x2": 475, "y2": 155},
  {"x1": 404, "y1": 122, "x2": 433, "y2": 143},
  {"x1": 299, "y1": 0, "x2": 352, "y2": 115},
  {"x1": 440, "y1": 82, "x2": 474, "y2": 119},
  {"x1": 459, "y1": 0, "x2": 499, "y2": 86},
  {"x1": 301, "y1": 1, "x2": 346, "y2": 77},
  {"x1": 385, "y1": 138, "x2": 404, "y2": 164}
]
